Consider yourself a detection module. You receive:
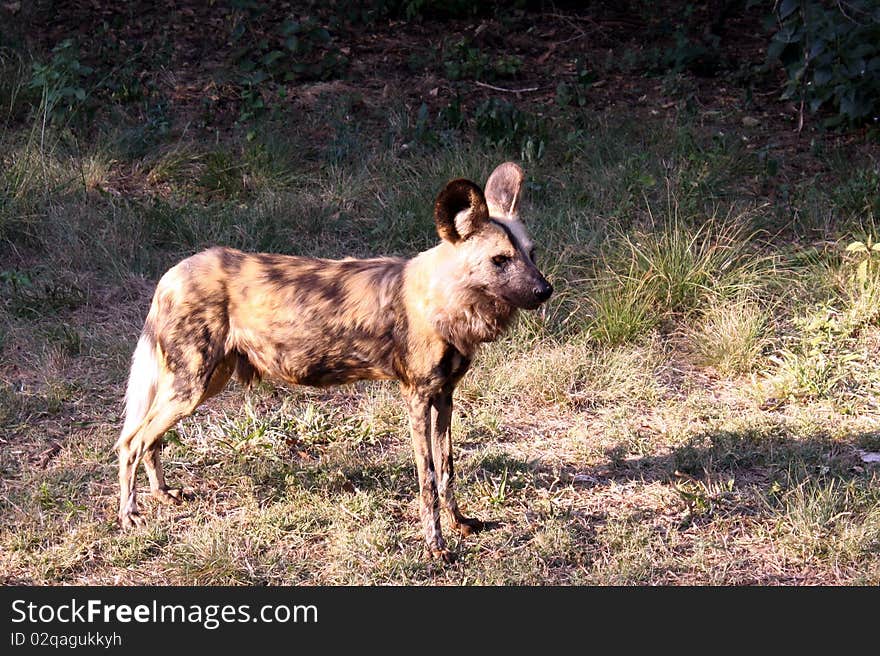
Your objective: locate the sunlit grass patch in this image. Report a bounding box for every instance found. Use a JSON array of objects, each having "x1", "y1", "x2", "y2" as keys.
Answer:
[
  {"x1": 460, "y1": 336, "x2": 668, "y2": 409},
  {"x1": 585, "y1": 271, "x2": 660, "y2": 345},
  {"x1": 764, "y1": 288, "x2": 880, "y2": 405},
  {"x1": 625, "y1": 213, "x2": 768, "y2": 314},
  {"x1": 685, "y1": 295, "x2": 772, "y2": 375},
  {"x1": 770, "y1": 476, "x2": 880, "y2": 571},
  {"x1": 581, "y1": 208, "x2": 774, "y2": 347}
]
